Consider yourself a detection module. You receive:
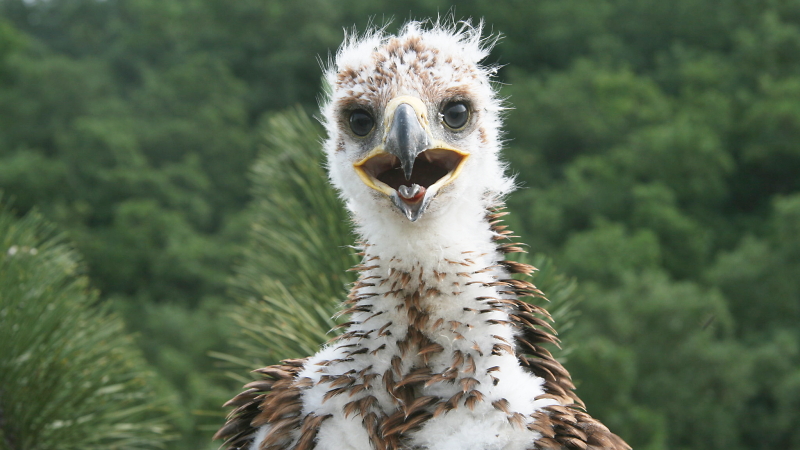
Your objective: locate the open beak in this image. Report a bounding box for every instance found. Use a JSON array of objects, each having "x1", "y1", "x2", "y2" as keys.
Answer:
[{"x1": 353, "y1": 96, "x2": 469, "y2": 222}]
